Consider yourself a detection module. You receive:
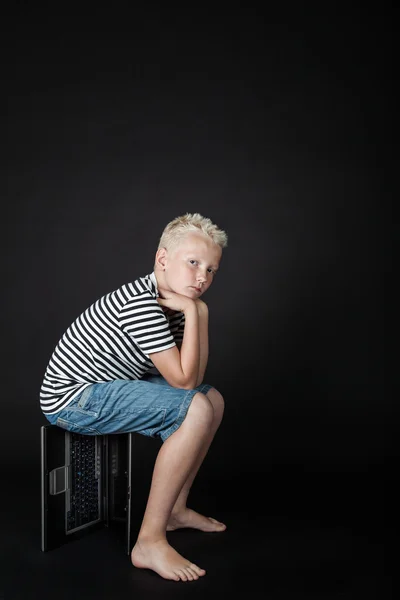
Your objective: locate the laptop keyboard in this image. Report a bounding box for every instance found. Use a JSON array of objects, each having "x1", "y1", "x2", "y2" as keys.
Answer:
[{"x1": 66, "y1": 432, "x2": 102, "y2": 532}]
